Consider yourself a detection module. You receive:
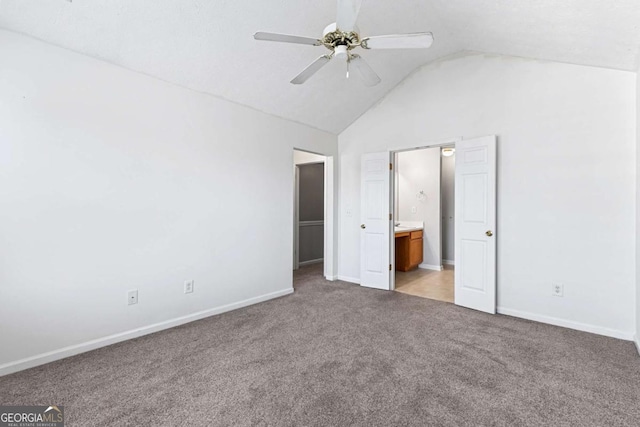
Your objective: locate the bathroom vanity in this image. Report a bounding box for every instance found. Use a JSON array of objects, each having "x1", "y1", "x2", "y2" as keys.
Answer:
[{"x1": 394, "y1": 224, "x2": 424, "y2": 272}]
